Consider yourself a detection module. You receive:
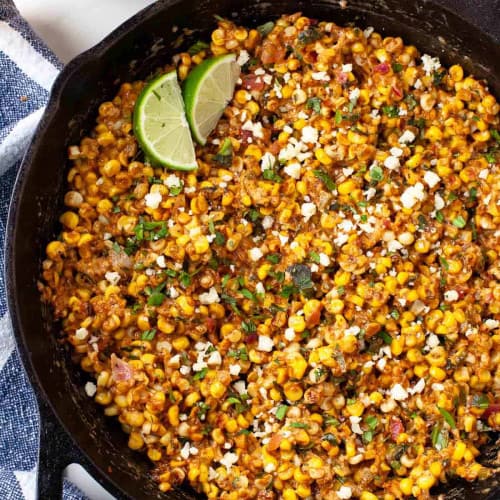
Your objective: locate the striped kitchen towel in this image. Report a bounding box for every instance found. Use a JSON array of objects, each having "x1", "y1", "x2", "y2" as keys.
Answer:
[{"x1": 0, "y1": 1, "x2": 86, "y2": 499}]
